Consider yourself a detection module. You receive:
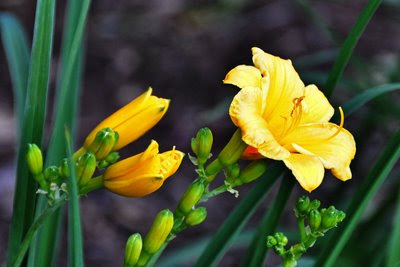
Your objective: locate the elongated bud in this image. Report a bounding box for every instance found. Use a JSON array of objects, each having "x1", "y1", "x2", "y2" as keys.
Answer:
[
  {"x1": 237, "y1": 160, "x2": 268, "y2": 184},
  {"x1": 87, "y1": 128, "x2": 119, "y2": 160},
  {"x1": 309, "y1": 209, "x2": 321, "y2": 231},
  {"x1": 194, "y1": 128, "x2": 213, "y2": 166},
  {"x1": 60, "y1": 158, "x2": 70, "y2": 178},
  {"x1": 44, "y1": 166, "x2": 62, "y2": 184},
  {"x1": 124, "y1": 233, "x2": 142, "y2": 267},
  {"x1": 296, "y1": 196, "x2": 310, "y2": 214},
  {"x1": 26, "y1": 144, "x2": 43, "y2": 175},
  {"x1": 76, "y1": 153, "x2": 96, "y2": 186},
  {"x1": 218, "y1": 129, "x2": 247, "y2": 166},
  {"x1": 177, "y1": 180, "x2": 205, "y2": 215},
  {"x1": 185, "y1": 207, "x2": 207, "y2": 226},
  {"x1": 143, "y1": 209, "x2": 174, "y2": 254},
  {"x1": 321, "y1": 206, "x2": 338, "y2": 229}
]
